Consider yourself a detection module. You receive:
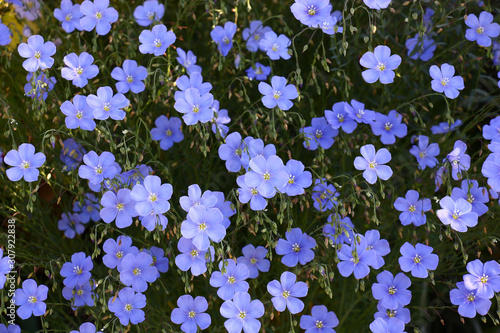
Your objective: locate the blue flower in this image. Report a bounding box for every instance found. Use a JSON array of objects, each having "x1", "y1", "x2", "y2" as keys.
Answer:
[
  {"x1": 174, "y1": 72, "x2": 213, "y2": 101},
  {"x1": 364, "y1": 229, "x2": 390, "y2": 269},
  {"x1": 301, "y1": 116, "x2": 338, "y2": 150},
  {"x1": 247, "y1": 138, "x2": 276, "y2": 159},
  {"x1": 483, "y1": 116, "x2": 500, "y2": 142},
  {"x1": 179, "y1": 184, "x2": 217, "y2": 212},
  {"x1": 60, "y1": 252, "x2": 93, "y2": 288},
  {"x1": 220, "y1": 292, "x2": 264, "y2": 333},
  {"x1": 210, "y1": 260, "x2": 249, "y2": 300},
  {"x1": 325, "y1": 101, "x2": 357, "y2": 134},
  {"x1": 451, "y1": 180, "x2": 489, "y2": 216},
  {"x1": 299, "y1": 305, "x2": 339, "y2": 333},
  {"x1": 258, "y1": 76, "x2": 298, "y2": 110},
  {"x1": 290, "y1": 0, "x2": 332, "y2": 27},
  {"x1": 80, "y1": 0, "x2": 118, "y2": 35},
  {"x1": 102, "y1": 235, "x2": 138, "y2": 270},
  {"x1": 175, "y1": 237, "x2": 213, "y2": 276},
  {"x1": 181, "y1": 205, "x2": 225, "y2": 251},
  {"x1": 4, "y1": 143, "x2": 45, "y2": 182},
  {"x1": 108, "y1": 287, "x2": 146, "y2": 325},
  {"x1": 311, "y1": 178, "x2": 339, "y2": 211},
  {"x1": 139, "y1": 24, "x2": 176, "y2": 56},
  {"x1": 237, "y1": 175, "x2": 268, "y2": 211},
  {"x1": 337, "y1": 236, "x2": 376, "y2": 279},
  {"x1": 73, "y1": 193, "x2": 100, "y2": 222},
  {"x1": 431, "y1": 120, "x2": 462, "y2": 134},
  {"x1": 244, "y1": 155, "x2": 289, "y2": 198},
  {"x1": 144, "y1": 246, "x2": 169, "y2": 277},
  {"x1": 363, "y1": 0, "x2": 391, "y2": 10},
  {"x1": 372, "y1": 271, "x2": 412, "y2": 309},
  {"x1": 409, "y1": 135, "x2": 439, "y2": 170},
  {"x1": 393, "y1": 190, "x2": 431, "y2": 227},
  {"x1": 14, "y1": 279, "x2": 48, "y2": 319},
  {"x1": 374, "y1": 303, "x2": 410, "y2": 324},
  {"x1": 0, "y1": 248, "x2": 12, "y2": 288},
  {"x1": 61, "y1": 52, "x2": 99, "y2": 88},
  {"x1": 279, "y1": 159, "x2": 313, "y2": 196},
  {"x1": 405, "y1": 34, "x2": 436, "y2": 61},
  {"x1": 78, "y1": 150, "x2": 119, "y2": 185},
  {"x1": 87, "y1": 86, "x2": 130, "y2": 120},
  {"x1": 111, "y1": 60, "x2": 148, "y2": 94},
  {"x1": 436, "y1": 196, "x2": 478, "y2": 232},
  {"x1": 371, "y1": 110, "x2": 407, "y2": 145},
  {"x1": 171, "y1": 295, "x2": 211, "y2": 333},
  {"x1": 369, "y1": 318, "x2": 405, "y2": 333},
  {"x1": 151, "y1": 115, "x2": 184, "y2": 151},
  {"x1": 463, "y1": 259, "x2": 500, "y2": 299},
  {"x1": 236, "y1": 245, "x2": 270, "y2": 279},
  {"x1": 446, "y1": 140, "x2": 470, "y2": 180},
  {"x1": 399, "y1": 242, "x2": 439, "y2": 278},
  {"x1": 63, "y1": 281, "x2": 96, "y2": 309},
  {"x1": 54, "y1": 0, "x2": 82, "y2": 33},
  {"x1": 119, "y1": 252, "x2": 158, "y2": 292},
  {"x1": 323, "y1": 215, "x2": 355, "y2": 246},
  {"x1": 100, "y1": 189, "x2": 138, "y2": 228},
  {"x1": 174, "y1": 88, "x2": 214, "y2": 125},
  {"x1": 60, "y1": 138, "x2": 86, "y2": 171},
  {"x1": 318, "y1": 11, "x2": 343, "y2": 35},
  {"x1": 242, "y1": 21, "x2": 272, "y2": 52},
  {"x1": 259, "y1": 31, "x2": 292, "y2": 60},
  {"x1": 267, "y1": 271, "x2": 308, "y2": 314},
  {"x1": 450, "y1": 281, "x2": 491, "y2": 318},
  {"x1": 345, "y1": 99, "x2": 375, "y2": 124},
  {"x1": 60, "y1": 95, "x2": 96, "y2": 131},
  {"x1": 17, "y1": 35, "x2": 56, "y2": 72},
  {"x1": 354, "y1": 144, "x2": 392, "y2": 184},
  {"x1": 430, "y1": 63, "x2": 464, "y2": 99},
  {"x1": 70, "y1": 322, "x2": 102, "y2": 333},
  {"x1": 24, "y1": 72, "x2": 56, "y2": 101},
  {"x1": 218, "y1": 132, "x2": 248, "y2": 172},
  {"x1": 276, "y1": 228, "x2": 316, "y2": 267},
  {"x1": 246, "y1": 62, "x2": 271, "y2": 81},
  {"x1": 0, "y1": 20, "x2": 12, "y2": 46},
  {"x1": 211, "y1": 21, "x2": 237, "y2": 57},
  {"x1": 58, "y1": 212, "x2": 87, "y2": 238},
  {"x1": 176, "y1": 48, "x2": 202, "y2": 74},
  {"x1": 360, "y1": 45, "x2": 401, "y2": 84},
  {"x1": 482, "y1": 153, "x2": 500, "y2": 192},
  {"x1": 133, "y1": 0, "x2": 164, "y2": 26},
  {"x1": 465, "y1": 11, "x2": 500, "y2": 47},
  {"x1": 130, "y1": 175, "x2": 172, "y2": 216},
  {"x1": 0, "y1": 324, "x2": 21, "y2": 333},
  {"x1": 211, "y1": 100, "x2": 231, "y2": 137}
]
